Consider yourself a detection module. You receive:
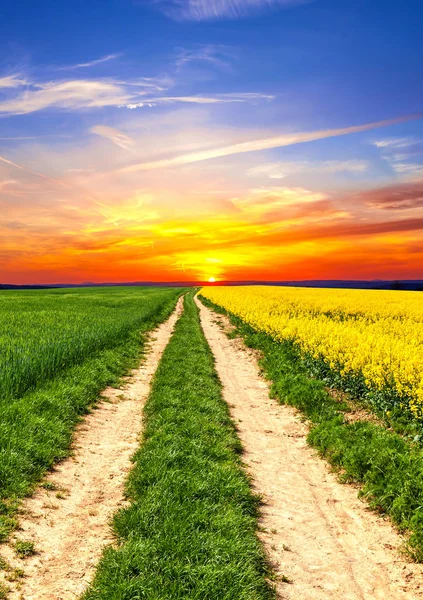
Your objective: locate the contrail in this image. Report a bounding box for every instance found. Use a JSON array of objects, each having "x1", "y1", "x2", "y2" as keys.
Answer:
[
  {"x1": 117, "y1": 112, "x2": 423, "y2": 173},
  {"x1": 0, "y1": 154, "x2": 69, "y2": 187}
]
